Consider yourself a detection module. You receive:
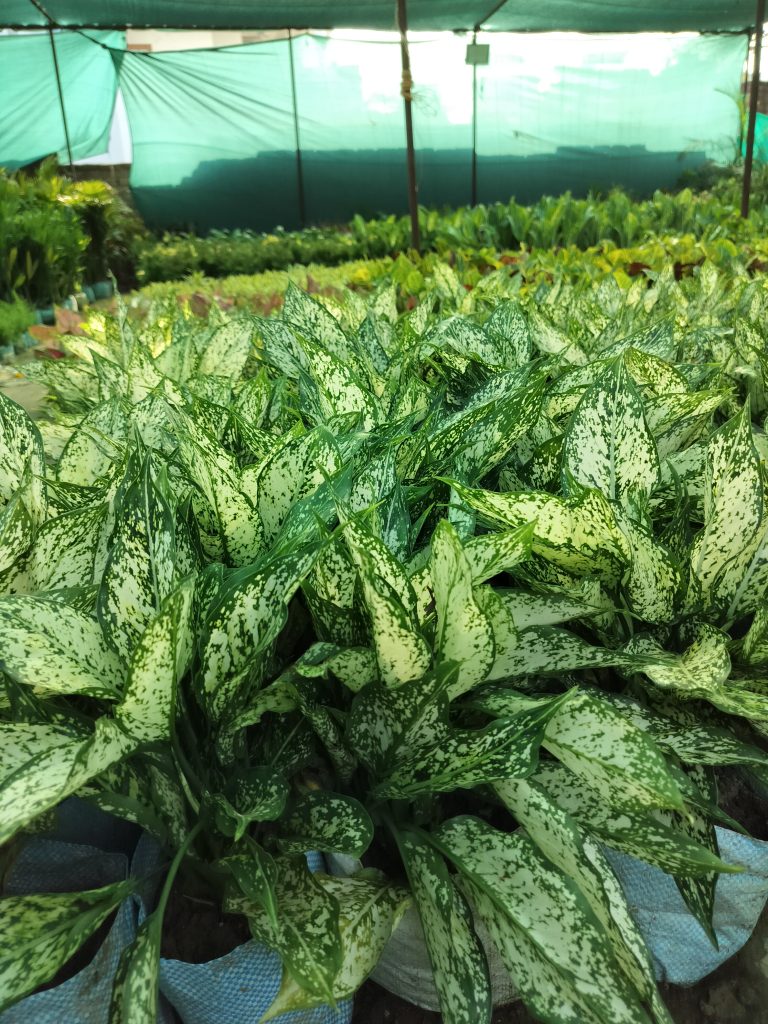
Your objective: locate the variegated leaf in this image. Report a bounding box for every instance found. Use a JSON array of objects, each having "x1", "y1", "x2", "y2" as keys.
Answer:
[
  {"x1": 0, "y1": 717, "x2": 135, "y2": 844},
  {"x1": 373, "y1": 694, "x2": 569, "y2": 799},
  {"x1": 261, "y1": 873, "x2": 408, "y2": 1021},
  {"x1": 58, "y1": 397, "x2": 127, "y2": 486},
  {"x1": 438, "y1": 817, "x2": 652, "y2": 1024},
  {"x1": 247, "y1": 855, "x2": 342, "y2": 1004},
  {"x1": 495, "y1": 779, "x2": 670, "y2": 1023},
  {"x1": 197, "y1": 319, "x2": 253, "y2": 379},
  {"x1": 398, "y1": 830, "x2": 491, "y2": 1024},
  {"x1": 198, "y1": 547, "x2": 317, "y2": 724},
  {"x1": 0, "y1": 881, "x2": 134, "y2": 1013},
  {"x1": 533, "y1": 762, "x2": 738, "y2": 876},
  {"x1": 431, "y1": 521, "x2": 494, "y2": 697},
  {"x1": 117, "y1": 578, "x2": 195, "y2": 742},
  {"x1": 0, "y1": 391, "x2": 45, "y2": 525},
  {"x1": 97, "y1": 456, "x2": 177, "y2": 661},
  {"x1": 277, "y1": 792, "x2": 373, "y2": 858},
  {"x1": 563, "y1": 359, "x2": 660, "y2": 507},
  {"x1": 690, "y1": 406, "x2": 763, "y2": 607},
  {"x1": 0, "y1": 595, "x2": 123, "y2": 698},
  {"x1": 542, "y1": 690, "x2": 684, "y2": 810},
  {"x1": 449, "y1": 480, "x2": 630, "y2": 581}
]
